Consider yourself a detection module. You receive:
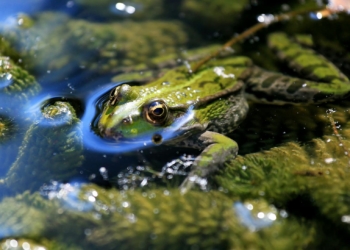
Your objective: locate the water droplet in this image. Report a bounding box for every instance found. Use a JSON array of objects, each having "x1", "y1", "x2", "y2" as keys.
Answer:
[
  {"x1": 267, "y1": 213, "x2": 277, "y2": 221},
  {"x1": 140, "y1": 178, "x2": 148, "y2": 187},
  {"x1": 127, "y1": 213, "x2": 137, "y2": 223},
  {"x1": 280, "y1": 210, "x2": 288, "y2": 218},
  {"x1": 93, "y1": 212, "x2": 102, "y2": 220},
  {"x1": 122, "y1": 201, "x2": 129, "y2": 208},
  {"x1": 22, "y1": 242, "x2": 31, "y2": 250},
  {"x1": 88, "y1": 195, "x2": 96, "y2": 202},
  {"x1": 324, "y1": 158, "x2": 334, "y2": 164},
  {"x1": 10, "y1": 239, "x2": 18, "y2": 248},
  {"x1": 116, "y1": 3, "x2": 126, "y2": 10},
  {"x1": 66, "y1": 1, "x2": 74, "y2": 8},
  {"x1": 246, "y1": 203, "x2": 253, "y2": 210},
  {"x1": 84, "y1": 229, "x2": 92, "y2": 236},
  {"x1": 99, "y1": 167, "x2": 108, "y2": 180},
  {"x1": 257, "y1": 14, "x2": 275, "y2": 24},
  {"x1": 257, "y1": 212, "x2": 265, "y2": 219},
  {"x1": 341, "y1": 215, "x2": 350, "y2": 223},
  {"x1": 125, "y1": 6, "x2": 136, "y2": 14}
]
